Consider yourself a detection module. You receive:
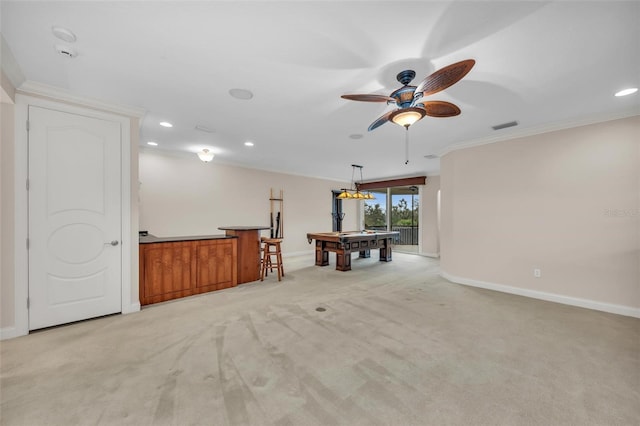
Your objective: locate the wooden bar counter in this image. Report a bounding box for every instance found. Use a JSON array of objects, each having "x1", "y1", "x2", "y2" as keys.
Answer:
[
  {"x1": 139, "y1": 234, "x2": 237, "y2": 305},
  {"x1": 218, "y1": 226, "x2": 270, "y2": 284}
]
